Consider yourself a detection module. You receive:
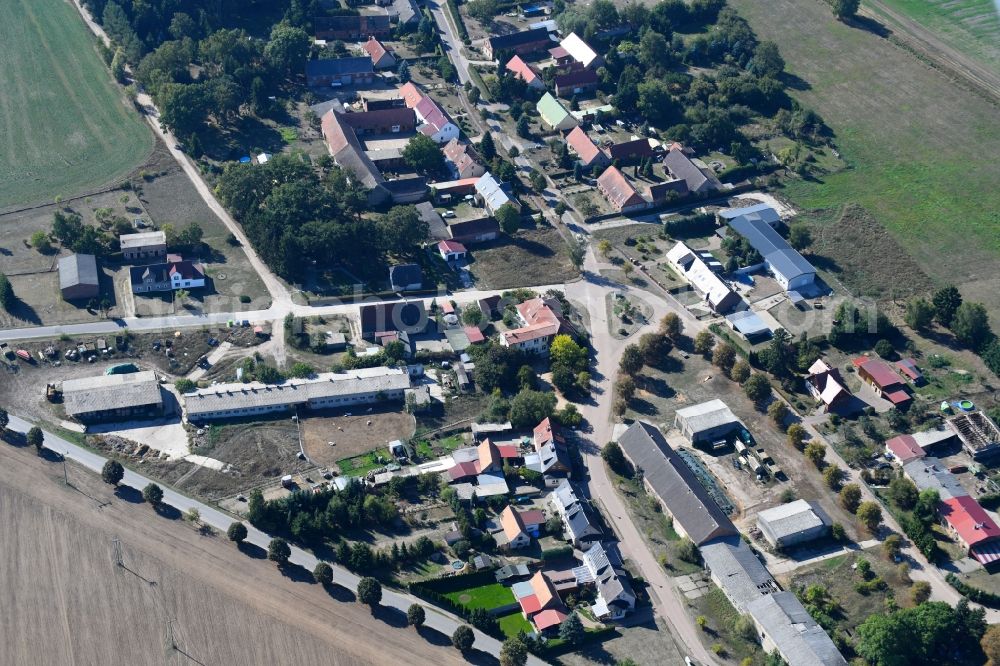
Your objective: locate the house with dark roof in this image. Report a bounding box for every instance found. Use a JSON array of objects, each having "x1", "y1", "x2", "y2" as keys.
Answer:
[
  {"x1": 603, "y1": 137, "x2": 655, "y2": 163},
  {"x1": 896, "y1": 358, "x2": 924, "y2": 384},
  {"x1": 362, "y1": 37, "x2": 396, "y2": 69},
  {"x1": 700, "y1": 537, "x2": 779, "y2": 612},
  {"x1": 804, "y1": 359, "x2": 851, "y2": 412},
  {"x1": 305, "y1": 56, "x2": 375, "y2": 87},
  {"x1": 596, "y1": 166, "x2": 648, "y2": 213},
  {"x1": 578, "y1": 542, "x2": 636, "y2": 620},
  {"x1": 617, "y1": 421, "x2": 738, "y2": 545},
  {"x1": 388, "y1": 263, "x2": 422, "y2": 291},
  {"x1": 314, "y1": 15, "x2": 391, "y2": 40},
  {"x1": 554, "y1": 68, "x2": 599, "y2": 97},
  {"x1": 852, "y1": 357, "x2": 911, "y2": 407},
  {"x1": 728, "y1": 213, "x2": 817, "y2": 293},
  {"x1": 484, "y1": 27, "x2": 554, "y2": 59},
  {"x1": 662, "y1": 146, "x2": 722, "y2": 194},
  {"x1": 58, "y1": 253, "x2": 100, "y2": 301},
  {"x1": 449, "y1": 216, "x2": 500, "y2": 243},
  {"x1": 747, "y1": 592, "x2": 847, "y2": 666},
  {"x1": 130, "y1": 259, "x2": 205, "y2": 293},
  {"x1": 549, "y1": 480, "x2": 601, "y2": 547},
  {"x1": 321, "y1": 110, "x2": 390, "y2": 205},
  {"x1": 566, "y1": 127, "x2": 609, "y2": 169},
  {"x1": 358, "y1": 301, "x2": 428, "y2": 340}
]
